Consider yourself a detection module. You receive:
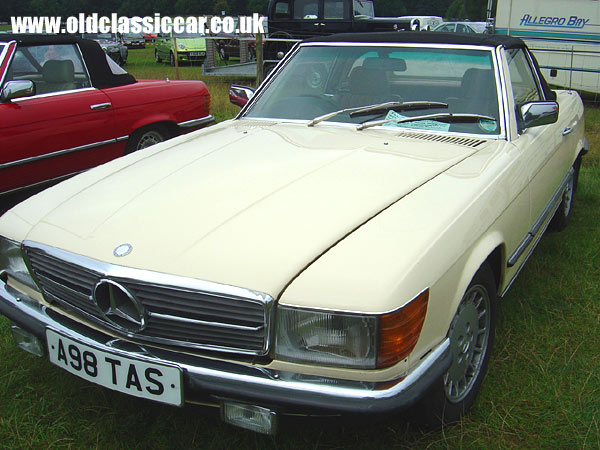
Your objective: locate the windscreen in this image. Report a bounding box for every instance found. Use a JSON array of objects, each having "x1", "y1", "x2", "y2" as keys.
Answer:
[{"x1": 244, "y1": 45, "x2": 501, "y2": 135}]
